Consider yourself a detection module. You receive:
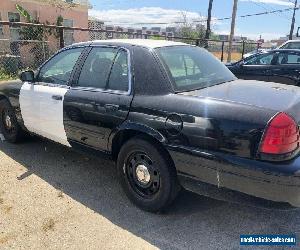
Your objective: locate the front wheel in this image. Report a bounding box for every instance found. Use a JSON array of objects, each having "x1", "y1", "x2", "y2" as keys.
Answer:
[
  {"x1": 117, "y1": 136, "x2": 180, "y2": 212},
  {"x1": 0, "y1": 99, "x2": 24, "y2": 143}
]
